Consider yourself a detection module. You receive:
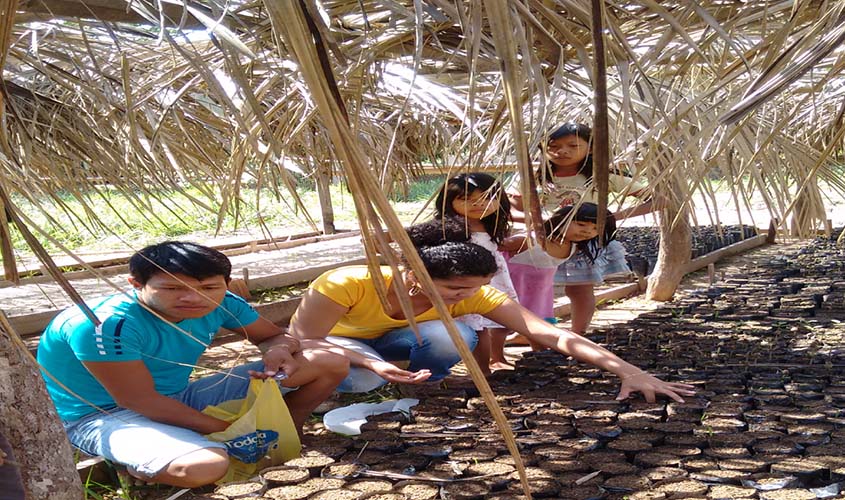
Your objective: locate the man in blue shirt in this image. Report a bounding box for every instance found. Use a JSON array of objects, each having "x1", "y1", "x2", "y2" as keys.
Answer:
[{"x1": 37, "y1": 241, "x2": 349, "y2": 487}]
